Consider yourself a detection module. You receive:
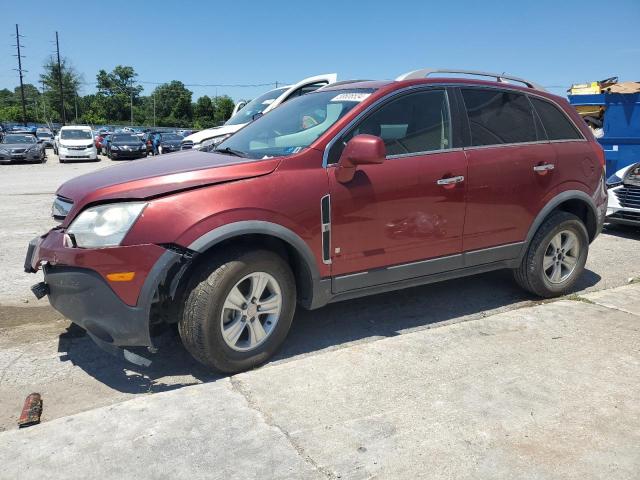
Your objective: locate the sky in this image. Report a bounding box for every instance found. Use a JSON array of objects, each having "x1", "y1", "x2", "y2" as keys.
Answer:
[{"x1": 1, "y1": 0, "x2": 639, "y2": 102}]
